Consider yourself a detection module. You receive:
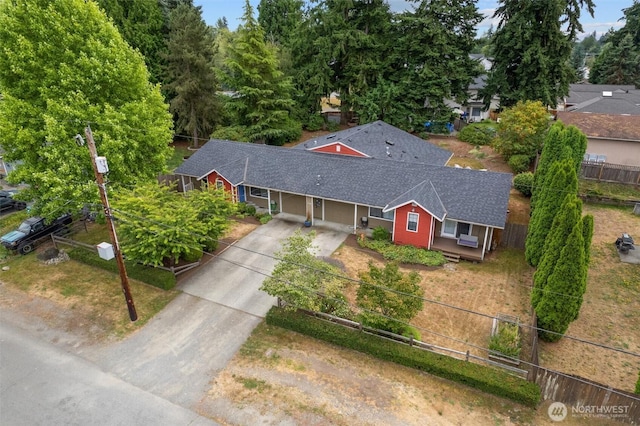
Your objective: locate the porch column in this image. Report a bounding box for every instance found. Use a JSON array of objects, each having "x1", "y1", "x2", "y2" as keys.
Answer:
[
  {"x1": 481, "y1": 226, "x2": 489, "y2": 260},
  {"x1": 180, "y1": 175, "x2": 185, "y2": 192},
  {"x1": 353, "y1": 204, "x2": 358, "y2": 234},
  {"x1": 267, "y1": 190, "x2": 271, "y2": 214},
  {"x1": 279, "y1": 192, "x2": 282, "y2": 213},
  {"x1": 429, "y1": 217, "x2": 435, "y2": 250}
]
